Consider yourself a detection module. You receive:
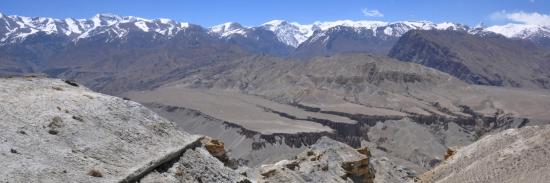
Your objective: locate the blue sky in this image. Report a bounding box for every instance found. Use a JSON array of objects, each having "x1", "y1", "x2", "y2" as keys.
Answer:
[{"x1": 1, "y1": 0, "x2": 549, "y2": 26}]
